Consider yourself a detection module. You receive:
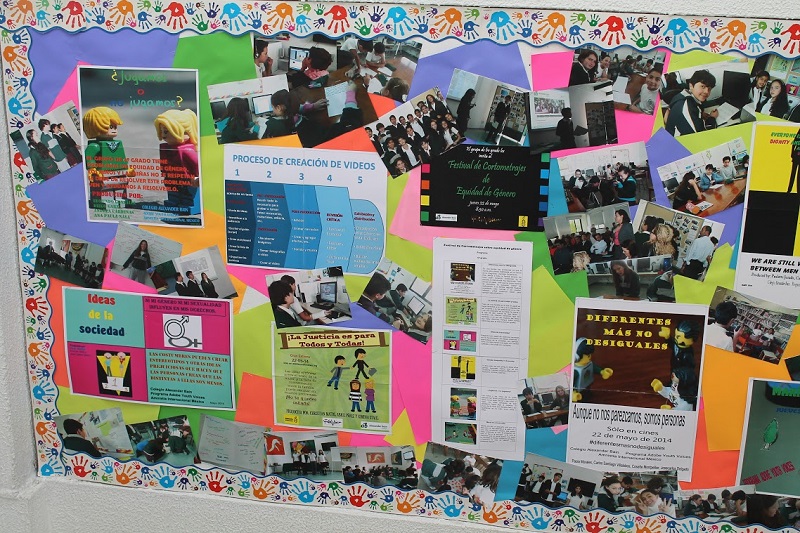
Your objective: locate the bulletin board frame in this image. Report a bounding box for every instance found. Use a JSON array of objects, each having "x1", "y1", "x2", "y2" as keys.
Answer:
[{"x1": 6, "y1": 1, "x2": 800, "y2": 530}]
